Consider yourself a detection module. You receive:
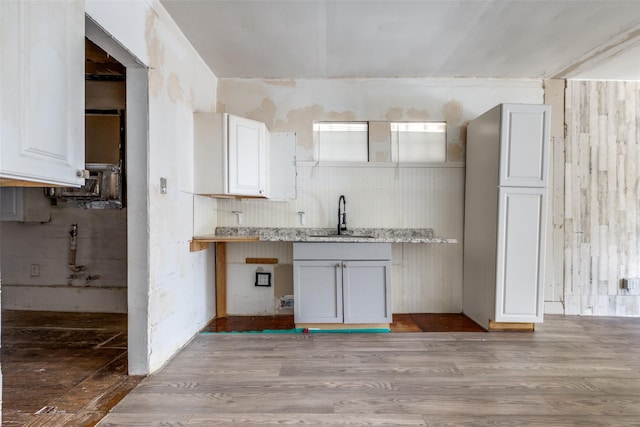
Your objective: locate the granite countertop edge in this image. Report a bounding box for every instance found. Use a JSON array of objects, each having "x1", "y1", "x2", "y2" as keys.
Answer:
[{"x1": 196, "y1": 227, "x2": 458, "y2": 244}]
